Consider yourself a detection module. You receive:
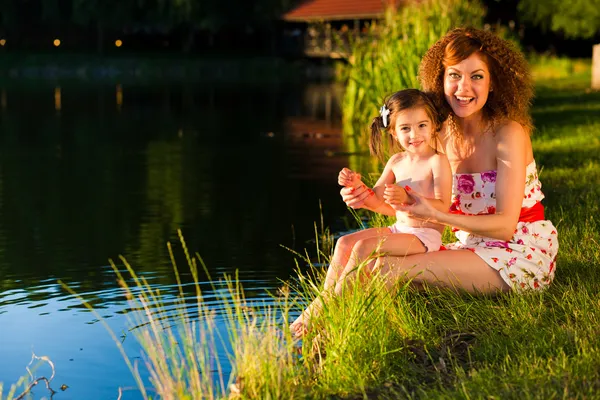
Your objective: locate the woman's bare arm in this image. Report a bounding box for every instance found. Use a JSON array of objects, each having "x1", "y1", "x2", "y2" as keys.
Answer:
[{"x1": 401, "y1": 122, "x2": 528, "y2": 241}]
